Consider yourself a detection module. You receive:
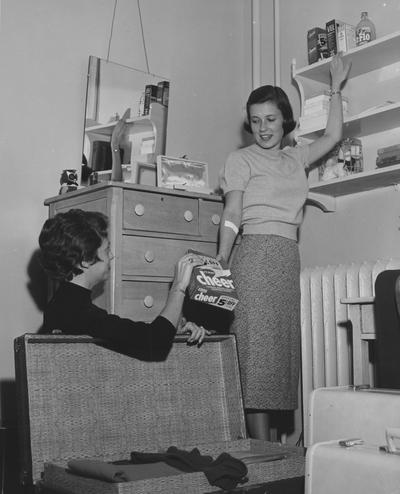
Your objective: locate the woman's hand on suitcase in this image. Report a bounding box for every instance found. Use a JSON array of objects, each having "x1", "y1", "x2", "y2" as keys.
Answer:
[{"x1": 180, "y1": 320, "x2": 211, "y2": 345}]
